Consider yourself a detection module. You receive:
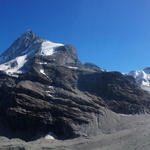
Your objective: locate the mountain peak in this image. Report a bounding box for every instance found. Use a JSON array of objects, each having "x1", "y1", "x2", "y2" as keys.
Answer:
[
  {"x1": 20, "y1": 30, "x2": 37, "y2": 40},
  {"x1": 0, "y1": 30, "x2": 39, "y2": 64},
  {"x1": 0, "y1": 32, "x2": 80, "y2": 76}
]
